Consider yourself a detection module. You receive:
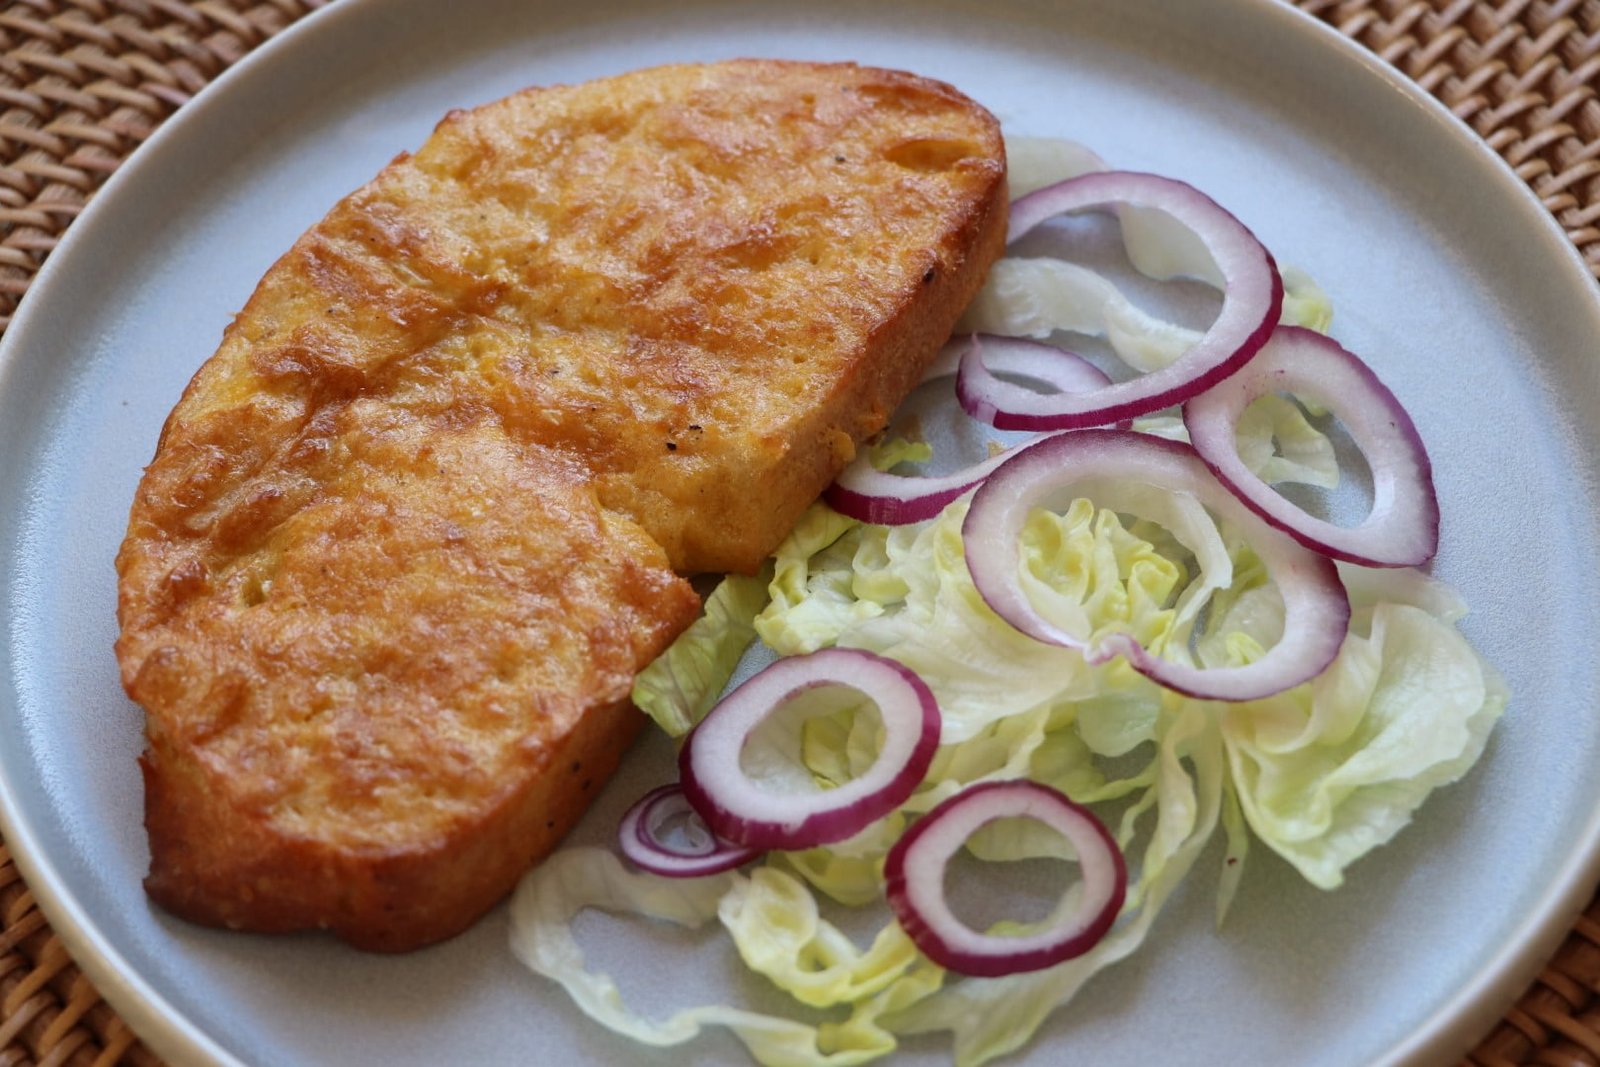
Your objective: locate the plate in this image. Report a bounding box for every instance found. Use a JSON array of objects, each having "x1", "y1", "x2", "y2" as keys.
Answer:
[{"x1": 2, "y1": 0, "x2": 1599, "y2": 1064}]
